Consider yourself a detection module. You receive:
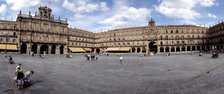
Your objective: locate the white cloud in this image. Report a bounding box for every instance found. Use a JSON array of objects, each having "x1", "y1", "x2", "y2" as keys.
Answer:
[
  {"x1": 155, "y1": 0, "x2": 216, "y2": 21},
  {"x1": 0, "y1": 4, "x2": 7, "y2": 14},
  {"x1": 99, "y1": 6, "x2": 150, "y2": 27},
  {"x1": 6, "y1": 0, "x2": 41, "y2": 11},
  {"x1": 62, "y1": 0, "x2": 109, "y2": 14},
  {"x1": 199, "y1": 0, "x2": 215, "y2": 7},
  {"x1": 208, "y1": 13, "x2": 217, "y2": 18}
]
